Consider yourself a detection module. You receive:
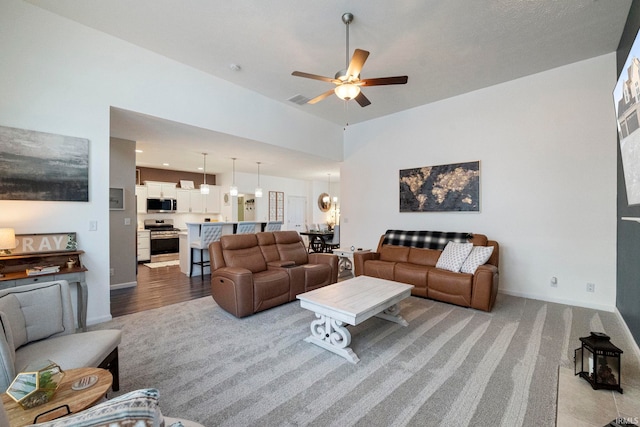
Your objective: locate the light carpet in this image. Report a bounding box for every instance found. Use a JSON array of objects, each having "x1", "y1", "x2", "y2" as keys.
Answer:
[
  {"x1": 143, "y1": 260, "x2": 180, "y2": 268},
  {"x1": 90, "y1": 293, "x2": 640, "y2": 426}
]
